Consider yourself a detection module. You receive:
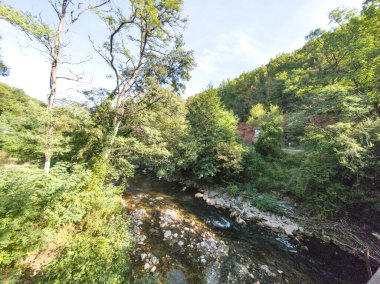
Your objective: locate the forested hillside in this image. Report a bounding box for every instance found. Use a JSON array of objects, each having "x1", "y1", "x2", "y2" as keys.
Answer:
[{"x1": 214, "y1": 4, "x2": 380, "y2": 220}]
